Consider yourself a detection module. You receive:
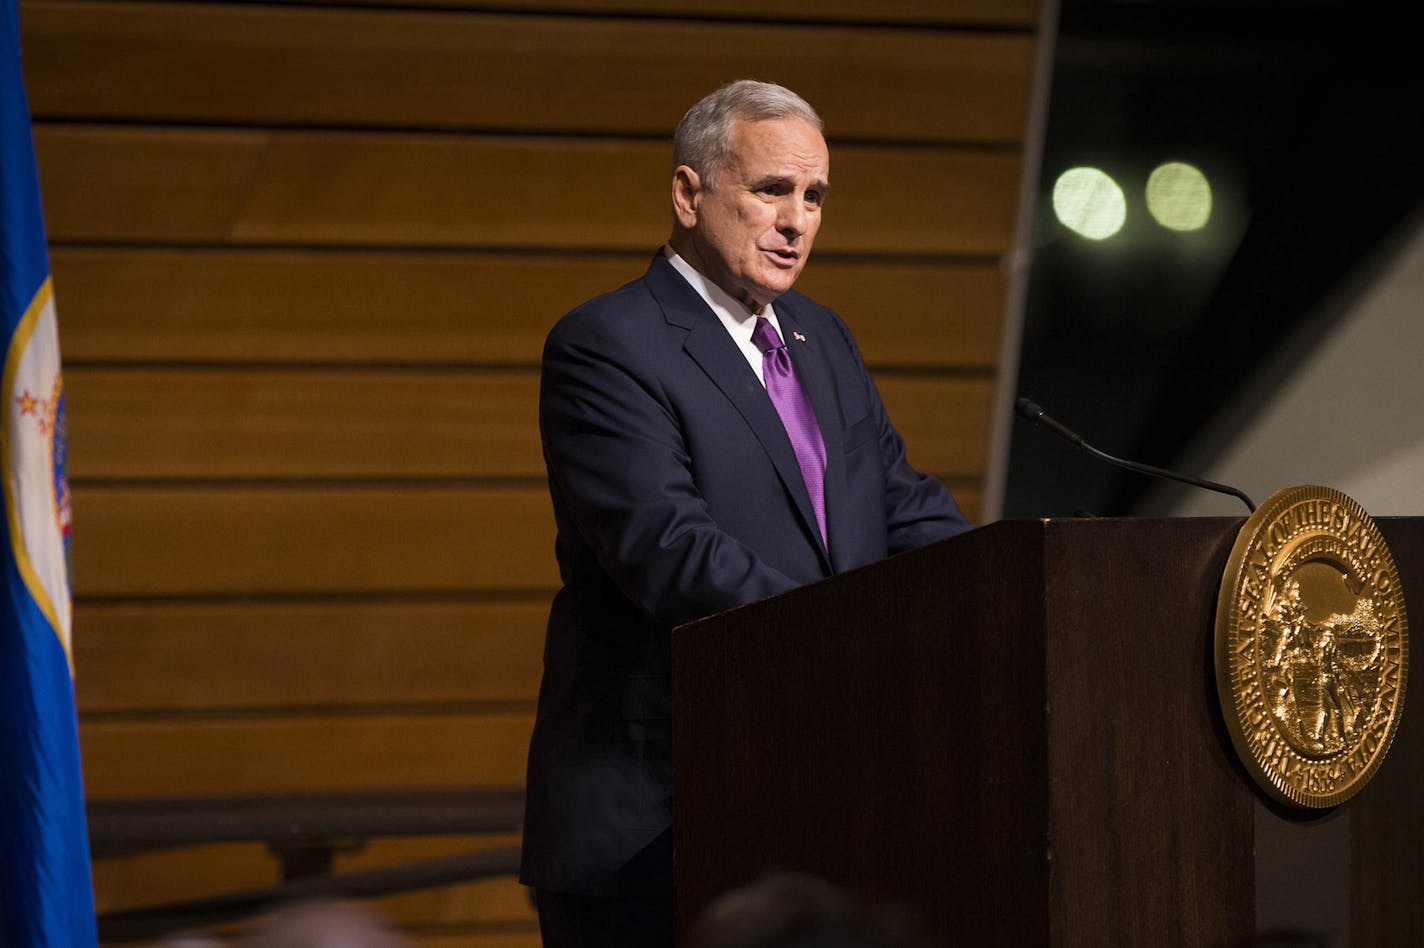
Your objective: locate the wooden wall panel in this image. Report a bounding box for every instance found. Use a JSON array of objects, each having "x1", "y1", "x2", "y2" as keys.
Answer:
[
  {"x1": 122, "y1": 0, "x2": 1039, "y2": 27},
  {"x1": 72, "y1": 486, "x2": 558, "y2": 596},
  {"x1": 93, "y1": 842, "x2": 289, "y2": 913},
  {"x1": 797, "y1": 262, "x2": 1008, "y2": 368},
  {"x1": 52, "y1": 248, "x2": 1006, "y2": 369},
  {"x1": 81, "y1": 712, "x2": 534, "y2": 798},
  {"x1": 36, "y1": 127, "x2": 1020, "y2": 254},
  {"x1": 22, "y1": 0, "x2": 1035, "y2": 143},
  {"x1": 20, "y1": 0, "x2": 1042, "y2": 938},
  {"x1": 72, "y1": 481, "x2": 982, "y2": 595},
  {"x1": 66, "y1": 369, "x2": 989, "y2": 479},
  {"x1": 74, "y1": 600, "x2": 547, "y2": 713},
  {"x1": 516, "y1": 0, "x2": 1037, "y2": 19},
  {"x1": 416, "y1": 935, "x2": 539, "y2": 948},
  {"x1": 35, "y1": 127, "x2": 271, "y2": 240},
  {"x1": 879, "y1": 375, "x2": 995, "y2": 475},
  {"x1": 51, "y1": 248, "x2": 633, "y2": 365},
  {"x1": 65, "y1": 368, "x2": 543, "y2": 479}
]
